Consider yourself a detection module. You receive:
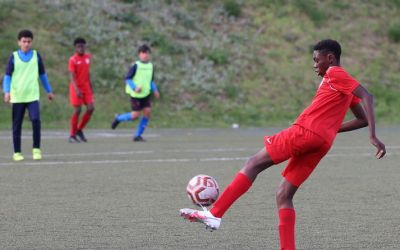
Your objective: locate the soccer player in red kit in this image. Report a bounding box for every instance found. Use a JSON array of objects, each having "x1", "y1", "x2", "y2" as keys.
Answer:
[
  {"x1": 68, "y1": 37, "x2": 94, "y2": 143},
  {"x1": 180, "y1": 39, "x2": 386, "y2": 249}
]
